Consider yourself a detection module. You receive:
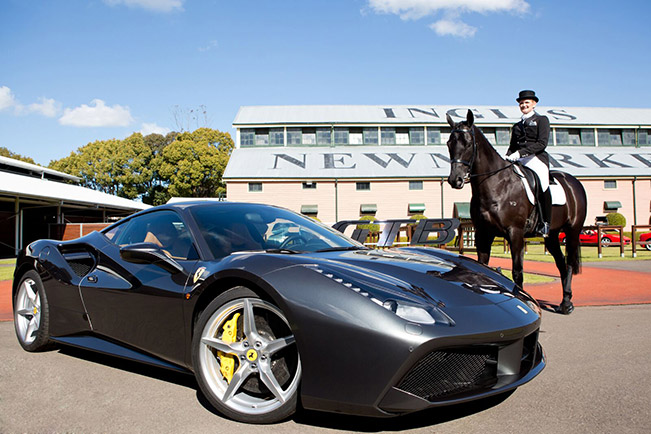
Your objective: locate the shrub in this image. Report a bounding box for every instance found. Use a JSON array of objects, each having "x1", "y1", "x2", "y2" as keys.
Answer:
[
  {"x1": 606, "y1": 212, "x2": 626, "y2": 227},
  {"x1": 409, "y1": 214, "x2": 427, "y2": 225},
  {"x1": 356, "y1": 215, "x2": 380, "y2": 233}
]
